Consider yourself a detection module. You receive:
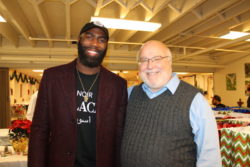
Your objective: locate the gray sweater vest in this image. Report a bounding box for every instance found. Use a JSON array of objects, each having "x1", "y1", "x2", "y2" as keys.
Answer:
[{"x1": 121, "y1": 81, "x2": 199, "y2": 167}]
